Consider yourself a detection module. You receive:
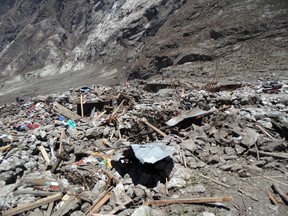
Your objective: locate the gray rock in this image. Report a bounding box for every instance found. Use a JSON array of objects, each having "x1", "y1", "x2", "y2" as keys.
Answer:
[
  {"x1": 70, "y1": 211, "x2": 85, "y2": 216},
  {"x1": 259, "y1": 138, "x2": 287, "y2": 152},
  {"x1": 86, "y1": 128, "x2": 102, "y2": 139},
  {"x1": 81, "y1": 202, "x2": 91, "y2": 213},
  {"x1": 124, "y1": 185, "x2": 135, "y2": 198},
  {"x1": 203, "y1": 212, "x2": 216, "y2": 216},
  {"x1": 122, "y1": 174, "x2": 133, "y2": 185},
  {"x1": 91, "y1": 180, "x2": 106, "y2": 200},
  {"x1": 134, "y1": 187, "x2": 146, "y2": 198},
  {"x1": 221, "y1": 176, "x2": 227, "y2": 183},
  {"x1": 257, "y1": 118, "x2": 273, "y2": 129},
  {"x1": 27, "y1": 208, "x2": 45, "y2": 216},
  {"x1": 103, "y1": 127, "x2": 110, "y2": 137},
  {"x1": 186, "y1": 184, "x2": 206, "y2": 193},
  {"x1": 235, "y1": 144, "x2": 246, "y2": 155},
  {"x1": 219, "y1": 164, "x2": 233, "y2": 171},
  {"x1": 113, "y1": 183, "x2": 133, "y2": 206},
  {"x1": 172, "y1": 166, "x2": 194, "y2": 180},
  {"x1": 39, "y1": 131, "x2": 47, "y2": 141},
  {"x1": 208, "y1": 155, "x2": 220, "y2": 164},
  {"x1": 0, "y1": 180, "x2": 6, "y2": 186},
  {"x1": 168, "y1": 177, "x2": 186, "y2": 189},
  {"x1": 231, "y1": 164, "x2": 243, "y2": 172},
  {"x1": 0, "y1": 160, "x2": 12, "y2": 171},
  {"x1": 0, "y1": 171, "x2": 16, "y2": 184},
  {"x1": 188, "y1": 124, "x2": 207, "y2": 139},
  {"x1": 241, "y1": 128, "x2": 259, "y2": 148},
  {"x1": 245, "y1": 165, "x2": 262, "y2": 175},
  {"x1": 67, "y1": 128, "x2": 78, "y2": 140},
  {"x1": 181, "y1": 139, "x2": 198, "y2": 152},
  {"x1": 15, "y1": 167, "x2": 23, "y2": 175},
  {"x1": 156, "y1": 88, "x2": 175, "y2": 98},
  {"x1": 254, "y1": 160, "x2": 267, "y2": 167},
  {"x1": 24, "y1": 161, "x2": 37, "y2": 170},
  {"x1": 224, "y1": 147, "x2": 236, "y2": 156},
  {"x1": 131, "y1": 206, "x2": 152, "y2": 216}
]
